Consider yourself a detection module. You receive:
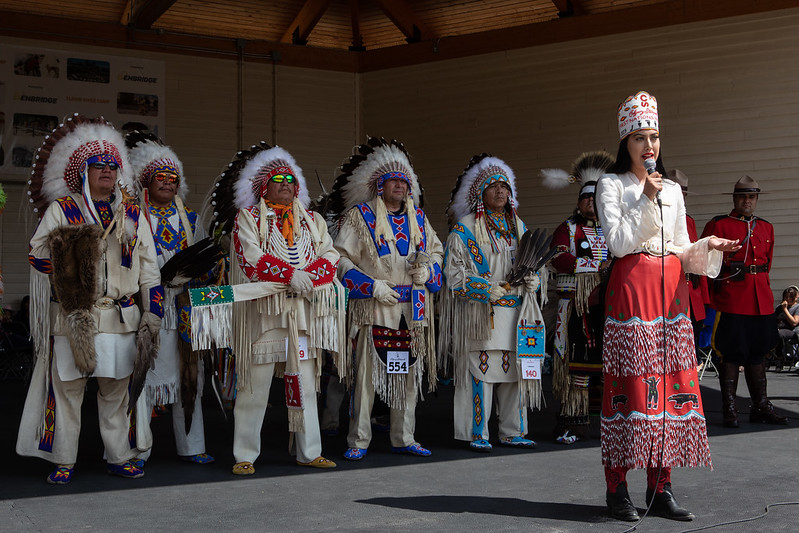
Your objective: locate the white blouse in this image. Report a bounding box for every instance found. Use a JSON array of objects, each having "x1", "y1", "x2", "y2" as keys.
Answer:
[{"x1": 596, "y1": 172, "x2": 722, "y2": 277}]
